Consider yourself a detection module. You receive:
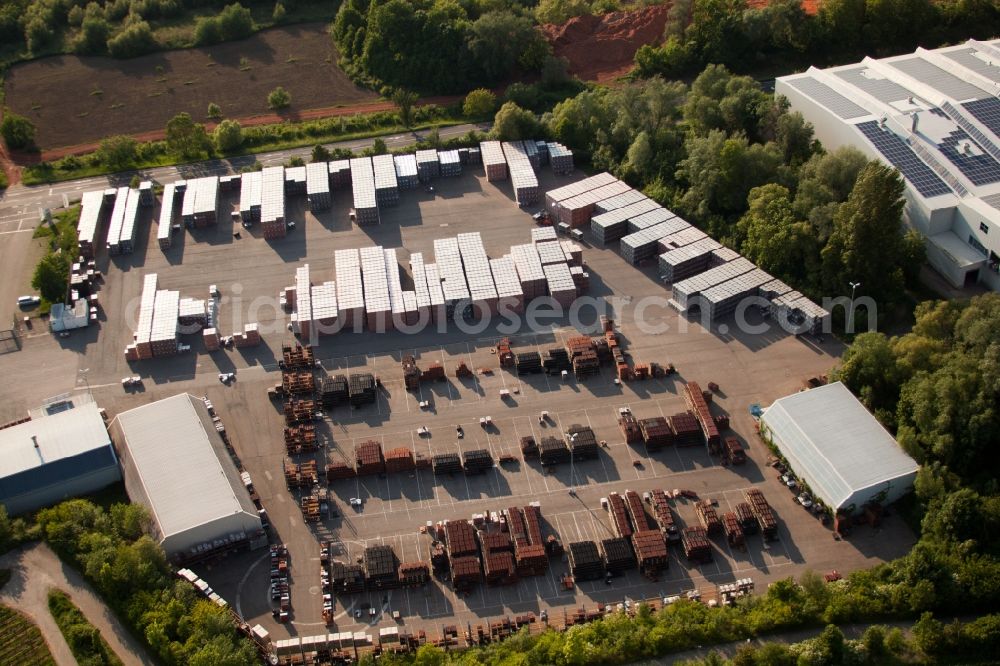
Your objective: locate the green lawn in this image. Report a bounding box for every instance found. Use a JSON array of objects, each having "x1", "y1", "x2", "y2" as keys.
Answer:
[
  {"x1": 0, "y1": 605, "x2": 56, "y2": 666},
  {"x1": 47, "y1": 590, "x2": 123, "y2": 666}
]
